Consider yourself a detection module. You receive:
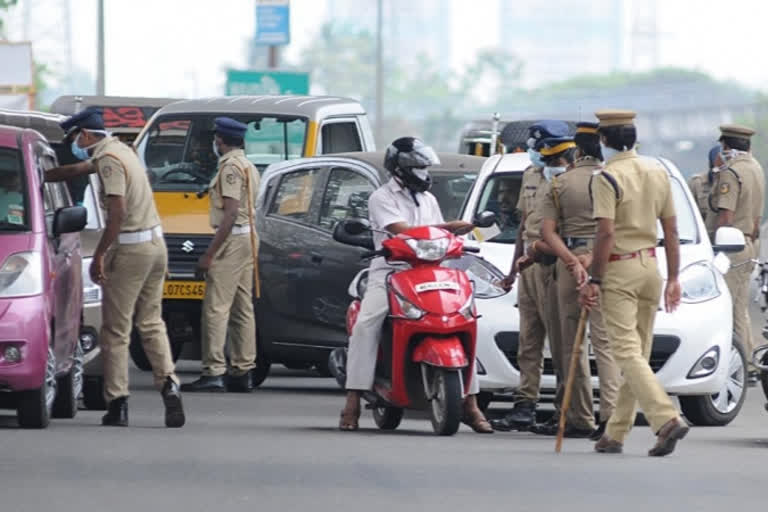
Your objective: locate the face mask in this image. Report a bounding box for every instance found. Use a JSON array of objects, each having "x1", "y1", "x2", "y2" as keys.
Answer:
[
  {"x1": 527, "y1": 148, "x2": 545, "y2": 168},
  {"x1": 543, "y1": 166, "x2": 566, "y2": 182},
  {"x1": 71, "y1": 140, "x2": 90, "y2": 161},
  {"x1": 601, "y1": 143, "x2": 620, "y2": 162},
  {"x1": 212, "y1": 140, "x2": 221, "y2": 158}
]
